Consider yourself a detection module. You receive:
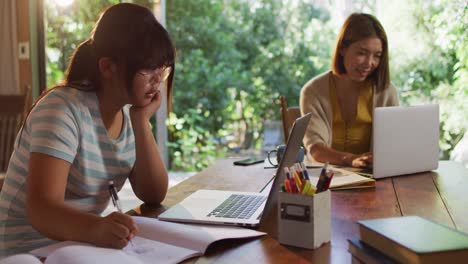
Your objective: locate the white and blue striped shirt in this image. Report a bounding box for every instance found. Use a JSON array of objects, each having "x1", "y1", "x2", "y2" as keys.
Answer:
[{"x1": 0, "y1": 87, "x2": 135, "y2": 257}]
